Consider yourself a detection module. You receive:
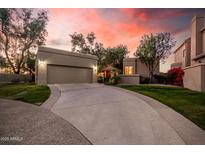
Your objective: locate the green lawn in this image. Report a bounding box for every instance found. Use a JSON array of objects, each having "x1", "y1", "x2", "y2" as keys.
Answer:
[
  {"x1": 0, "y1": 83, "x2": 50, "y2": 105},
  {"x1": 117, "y1": 85, "x2": 205, "y2": 130}
]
